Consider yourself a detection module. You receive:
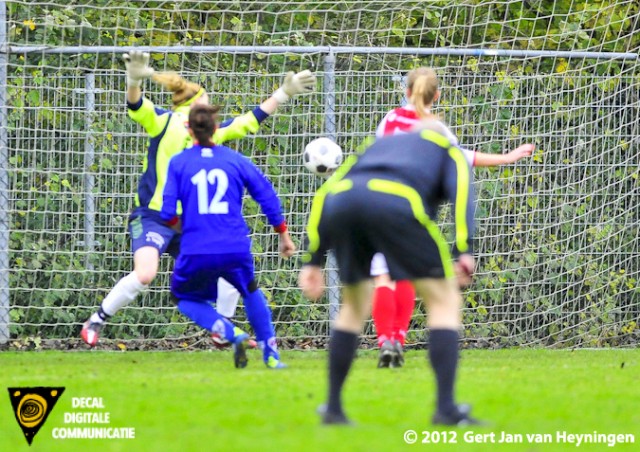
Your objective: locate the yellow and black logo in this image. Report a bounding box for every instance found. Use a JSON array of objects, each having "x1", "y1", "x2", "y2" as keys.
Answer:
[{"x1": 7, "y1": 387, "x2": 65, "y2": 445}]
